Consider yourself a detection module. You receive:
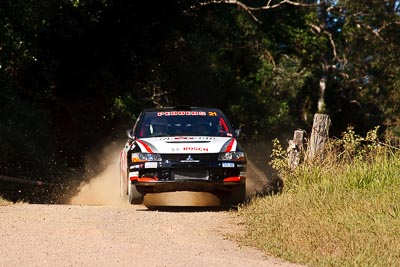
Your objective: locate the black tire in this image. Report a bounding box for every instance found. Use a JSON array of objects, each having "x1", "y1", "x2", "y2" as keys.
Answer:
[
  {"x1": 218, "y1": 183, "x2": 246, "y2": 209},
  {"x1": 128, "y1": 183, "x2": 145, "y2": 205},
  {"x1": 218, "y1": 191, "x2": 232, "y2": 209},
  {"x1": 231, "y1": 183, "x2": 246, "y2": 206}
]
